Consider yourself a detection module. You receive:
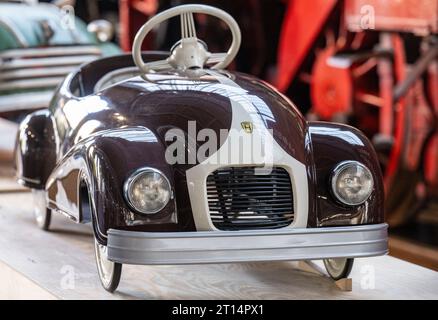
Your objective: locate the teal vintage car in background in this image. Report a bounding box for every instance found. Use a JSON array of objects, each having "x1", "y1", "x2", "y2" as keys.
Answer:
[{"x1": 0, "y1": 0, "x2": 120, "y2": 119}]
